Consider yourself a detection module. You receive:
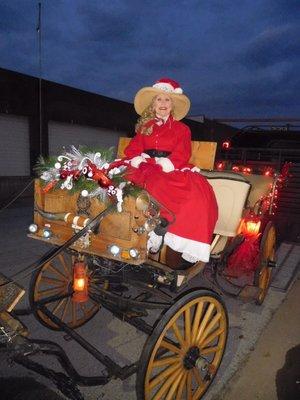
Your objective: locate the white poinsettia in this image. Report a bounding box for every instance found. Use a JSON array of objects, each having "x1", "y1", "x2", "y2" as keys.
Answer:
[
  {"x1": 87, "y1": 187, "x2": 108, "y2": 200},
  {"x1": 41, "y1": 168, "x2": 59, "y2": 182}
]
